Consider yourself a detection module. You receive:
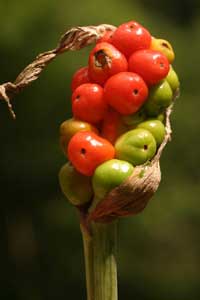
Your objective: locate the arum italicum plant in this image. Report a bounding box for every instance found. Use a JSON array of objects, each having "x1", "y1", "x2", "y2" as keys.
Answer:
[{"x1": 0, "y1": 23, "x2": 180, "y2": 300}]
